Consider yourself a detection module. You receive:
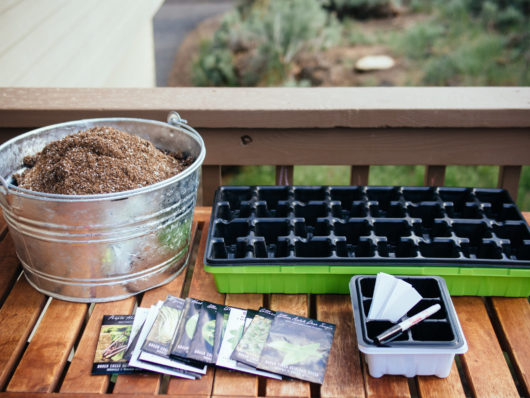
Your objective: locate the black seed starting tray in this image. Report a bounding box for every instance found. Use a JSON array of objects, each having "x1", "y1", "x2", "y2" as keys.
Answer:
[{"x1": 203, "y1": 186, "x2": 530, "y2": 296}]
